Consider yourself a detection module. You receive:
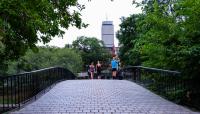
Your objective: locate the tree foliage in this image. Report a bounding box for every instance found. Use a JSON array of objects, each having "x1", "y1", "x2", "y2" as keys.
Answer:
[
  {"x1": 0, "y1": 0, "x2": 86, "y2": 72},
  {"x1": 116, "y1": 15, "x2": 143, "y2": 66},
  {"x1": 119, "y1": 0, "x2": 200, "y2": 76},
  {"x1": 117, "y1": 0, "x2": 200, "y2": 108},
  {"x1": 72, "y1": 36, "x2": 111, "y2": 68},
  {"x1": 7, "y1": 46, "x2": 83, "y2": 74},
  {"x1": 136, "y1": 0, "x2": 200, "y2": 78}
]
